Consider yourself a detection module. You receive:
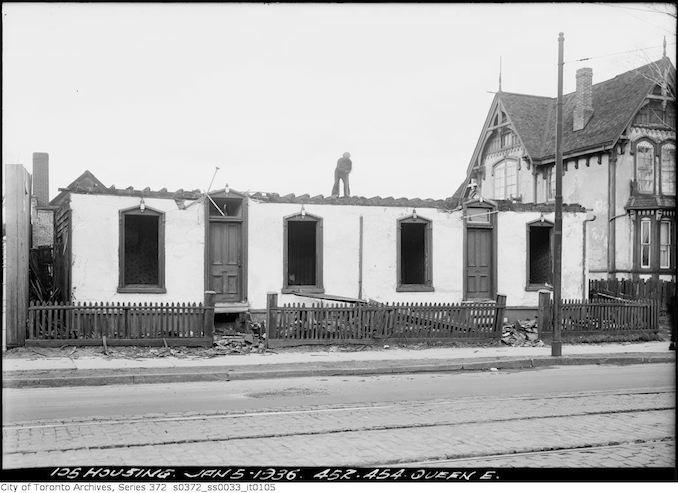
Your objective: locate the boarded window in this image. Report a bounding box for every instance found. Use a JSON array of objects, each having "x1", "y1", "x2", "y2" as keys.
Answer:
[{"x1": 528, "y1": 223, "x2": 552, "y2": 286}]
